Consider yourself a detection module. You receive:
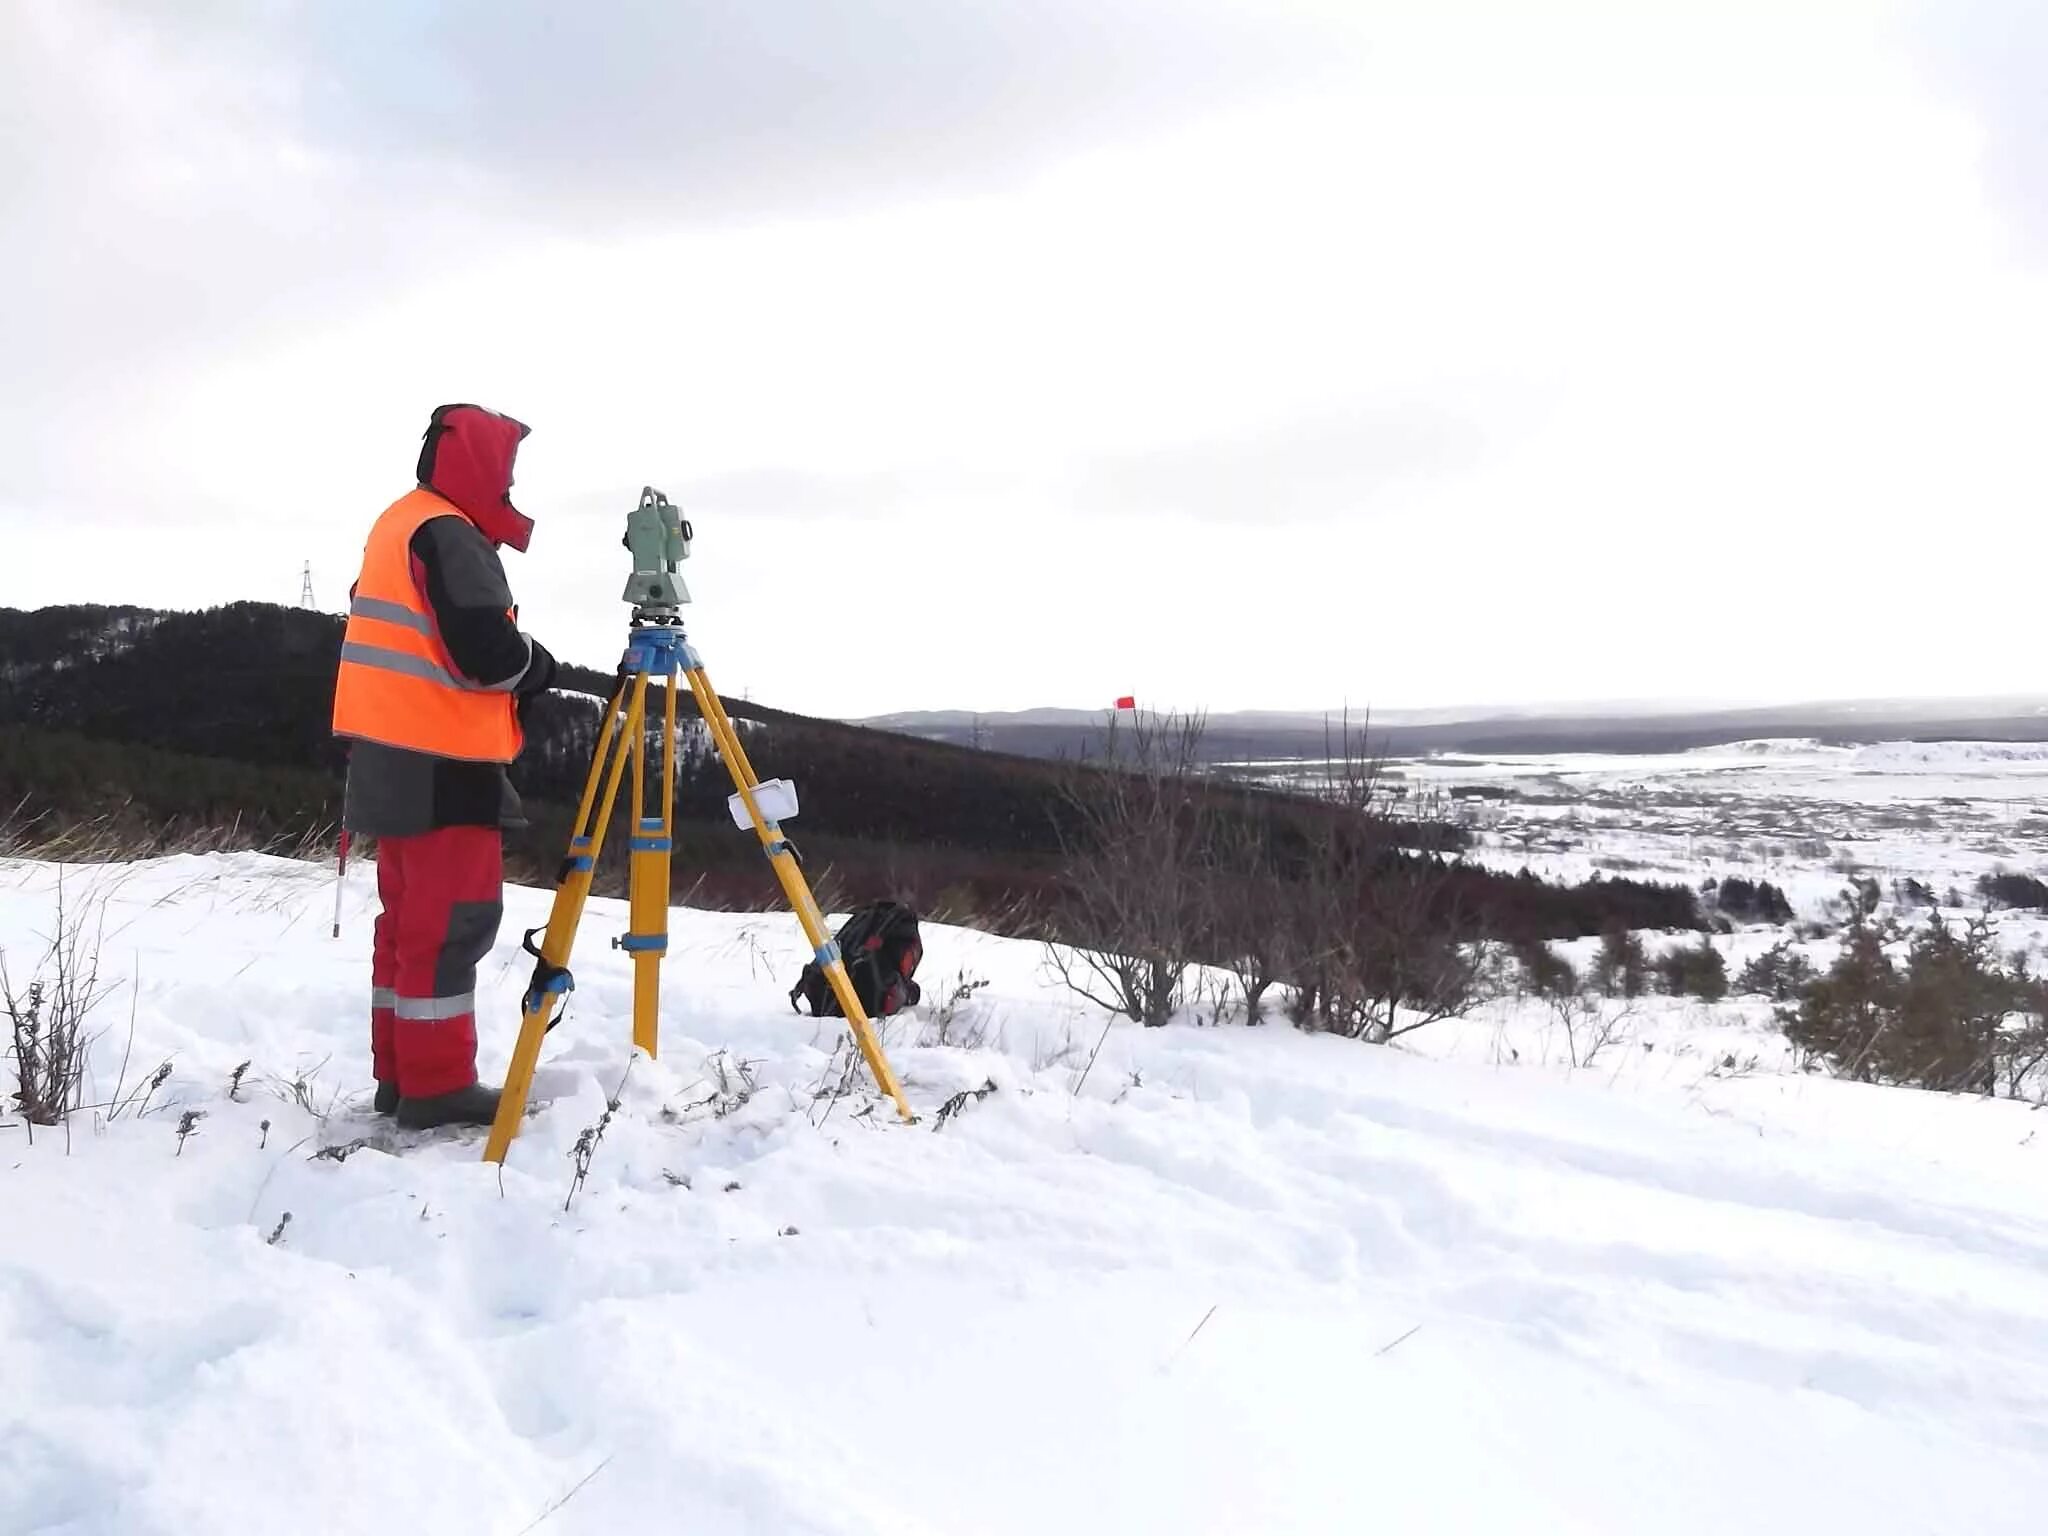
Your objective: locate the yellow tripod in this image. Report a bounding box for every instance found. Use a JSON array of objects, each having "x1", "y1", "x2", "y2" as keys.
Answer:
[{"x1": 482, "y1": 607, "x2": 914, "y2": 1163}]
